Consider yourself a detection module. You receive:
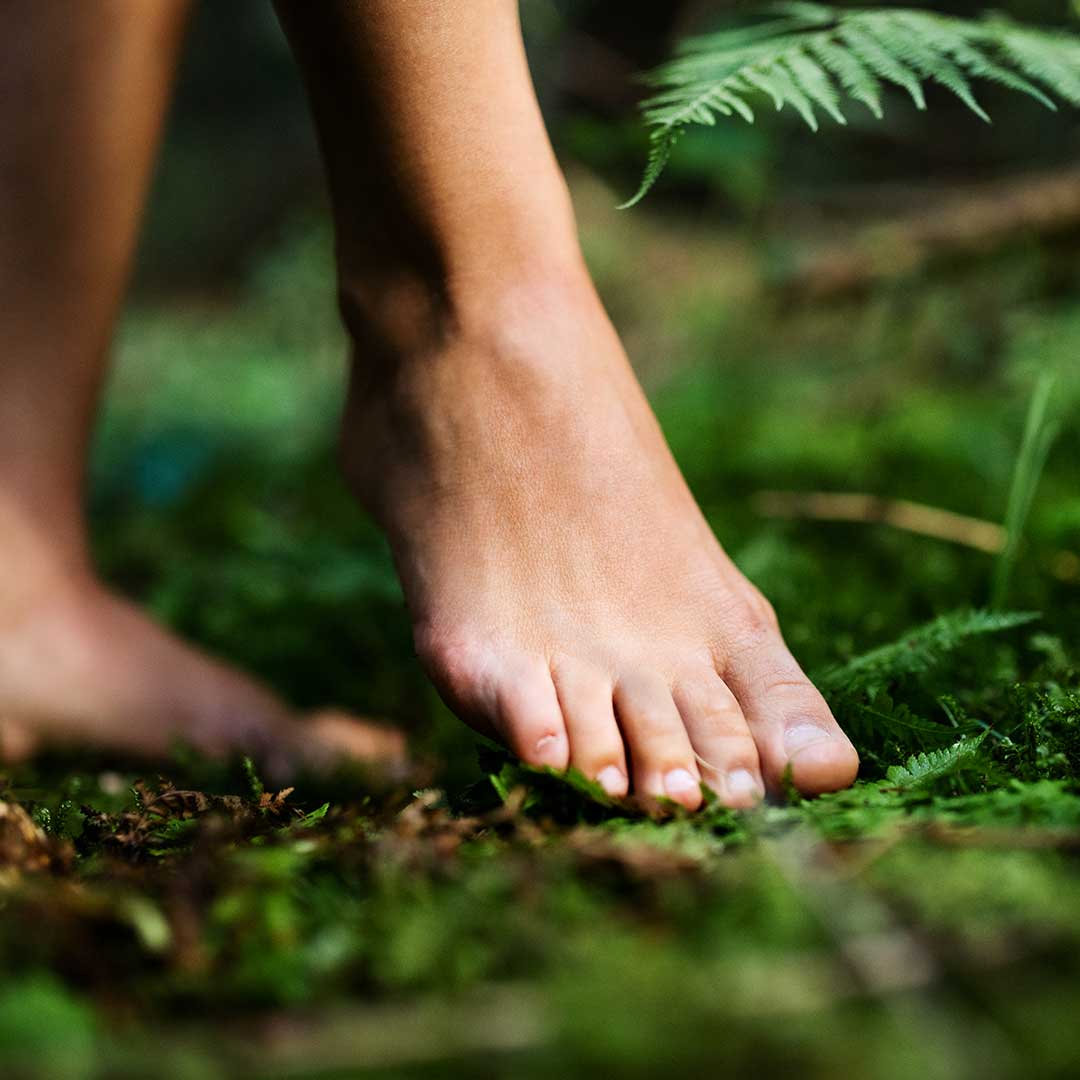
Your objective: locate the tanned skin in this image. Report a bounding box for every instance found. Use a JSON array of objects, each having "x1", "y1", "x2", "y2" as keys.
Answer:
[
  {"x1": 0, "y1": 1, "x2": 857, "y2": 805},
  {"x1": 0, "y1": 0, "x2": 403, "y2": 772}
]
